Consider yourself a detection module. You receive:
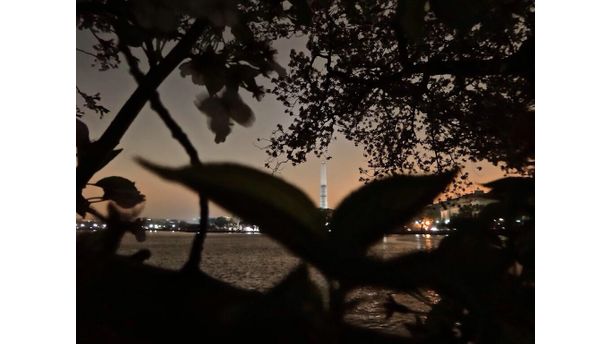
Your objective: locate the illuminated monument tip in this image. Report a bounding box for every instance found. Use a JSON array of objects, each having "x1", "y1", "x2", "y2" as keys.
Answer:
[{"x1": 320, "y1": 161, "x2": 328, "y2": 209}]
